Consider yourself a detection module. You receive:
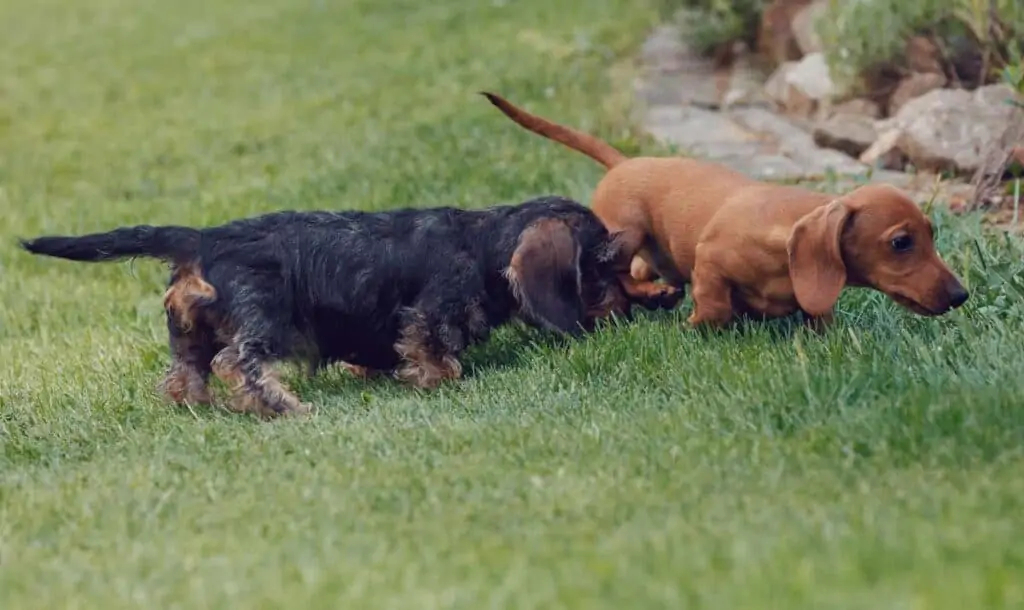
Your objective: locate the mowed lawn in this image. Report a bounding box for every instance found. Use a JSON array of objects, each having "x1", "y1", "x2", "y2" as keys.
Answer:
[{"x1": 2, "y1": 0, "x2": 1024, "y2": 607}]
